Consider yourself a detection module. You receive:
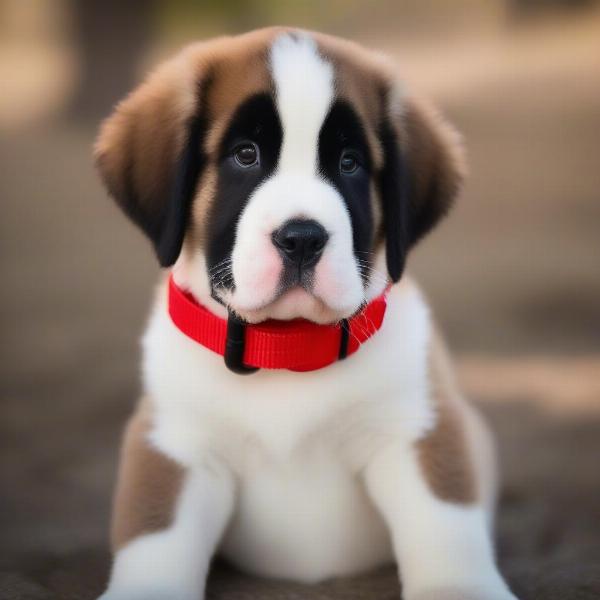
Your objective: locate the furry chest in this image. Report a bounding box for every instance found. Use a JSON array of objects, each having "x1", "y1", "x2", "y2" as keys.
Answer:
[{"x1": 219, "y1": 441, "x2": 393, "y2": 582}]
